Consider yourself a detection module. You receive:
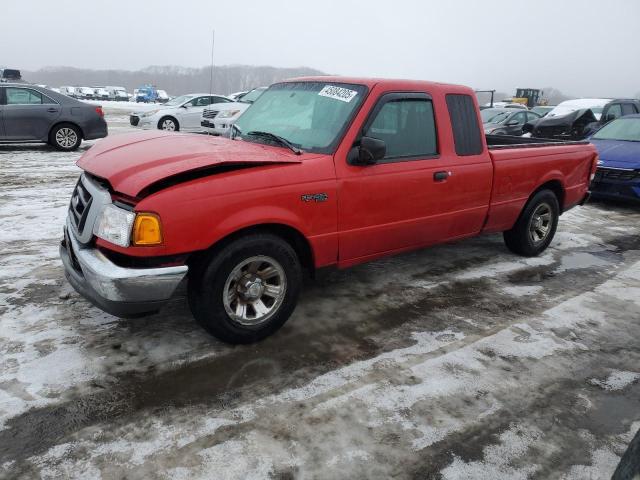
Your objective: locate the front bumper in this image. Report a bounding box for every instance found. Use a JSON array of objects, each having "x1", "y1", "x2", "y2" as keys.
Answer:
[
  {"x1": 201, "y1": 120, "x2": 229, "y2": 135},
  {"x1": 590, "y1": 174, "x2": 640, "y2": 202},
  {"x1": 129, "y1": 115, "x2": 155, "y2": 129},
  {"x1": 60, "y1": 219, "x2": 188, "y2": 317}
]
